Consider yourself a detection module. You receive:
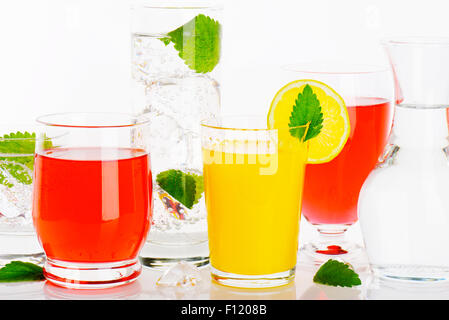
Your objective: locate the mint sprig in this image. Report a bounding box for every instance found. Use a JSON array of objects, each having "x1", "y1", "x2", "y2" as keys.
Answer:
[
  {"x1": 0, "y1": 131, "x2": 53, "y2": 187},
  {"x1": 0, "y1": 261, "x2": 45, "y2": 282},
  {"x1": 313, "y1": 259, "x2": 361, "y2": 288},
  {"x1": 0, "y1": 162, "x2": 33, "y2": 187},
  {"x1": 161, "y1": 14, "x2": 221, "y2": 73},
  {"x1": 190, "y1": 171, "x2": 205, "y2": 205},
  {"x1": 0, "y1": 131, "x2": 35, "y2": 155},
  {"x1": 0, "y1": 132, "x2": 36, "y2": 187},
  {"x1": 288, "y1": 84, "x2": 324, "y2": 142},
  {"x1": 156, "y1": 169, "x2": 204, "y2": 209}
]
